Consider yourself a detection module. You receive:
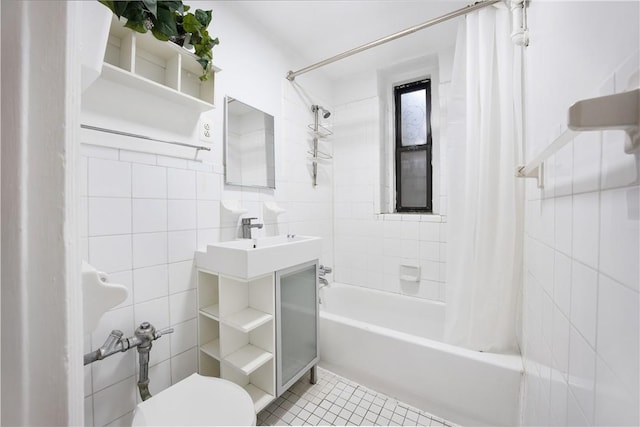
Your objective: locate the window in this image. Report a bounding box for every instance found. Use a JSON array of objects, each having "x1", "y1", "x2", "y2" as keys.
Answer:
[{"x1": 394, "y1": 79, "x2": 432, "y2": 212}]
